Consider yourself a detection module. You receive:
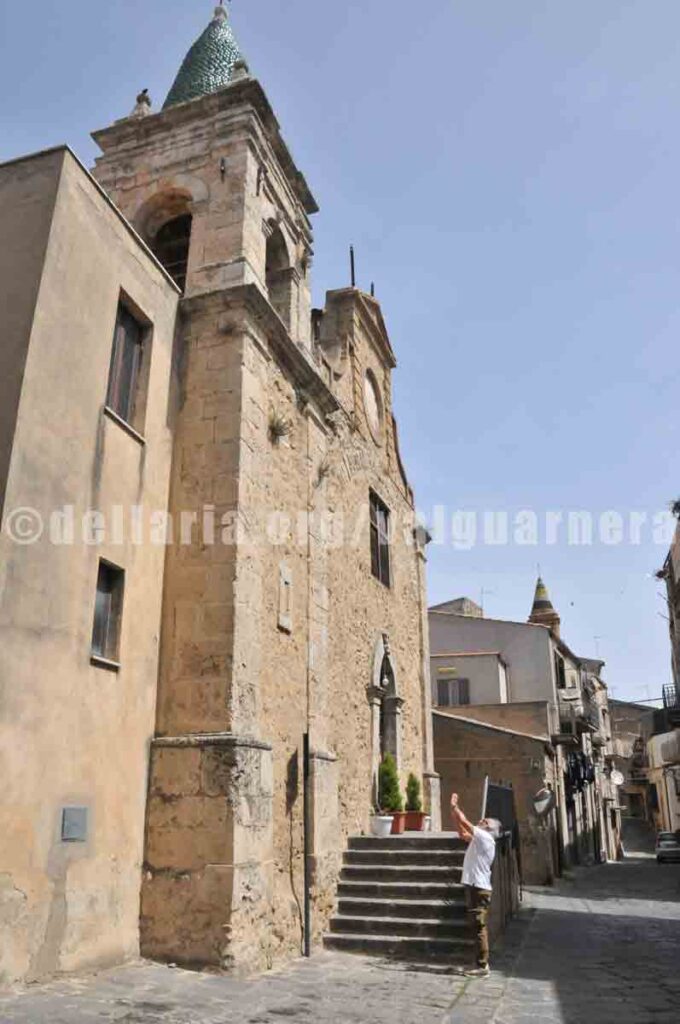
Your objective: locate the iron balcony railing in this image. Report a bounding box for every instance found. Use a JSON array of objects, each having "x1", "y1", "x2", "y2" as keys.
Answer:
[{"x1": 663, "y1": 684, "x2": 680, "y2": 710}]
